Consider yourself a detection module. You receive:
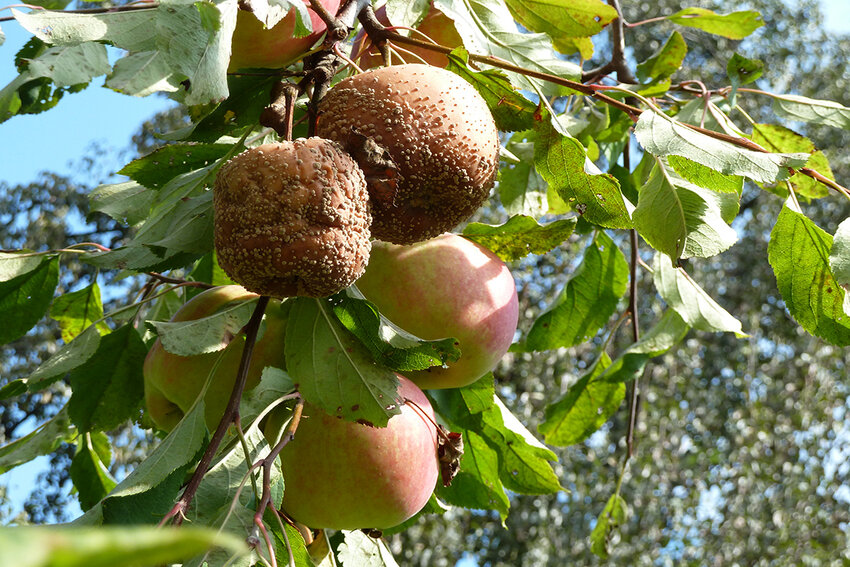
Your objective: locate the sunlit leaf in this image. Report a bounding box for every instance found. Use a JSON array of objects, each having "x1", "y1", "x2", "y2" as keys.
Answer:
[
  {"x1": 590, "y1": 493, "x2": 629, "y2": 558},
  {"x1": 635, "y1": 109, "x2": 808, "y2": 184},
  {"x1": 653, "y1": 254, "x2": 746, "y2": 336},
  {"x1": 768, "y1": 203, "x2": 850, "y2": 345},
  {"x1": 633, "y1": 161, "x2": 738, "y2": 259},
  {"x1": 667, "y1": 8, "x2": 763, "y2": 40},
  {"x1": 524, "y1": 231, "x2": 628, "y2": 350},
  {"x1": 148, "y1": 295, "x2": 257, "y2": 356},
  {"x1": 535, "y1": 120, "x2": 632, "y2": 229},
  {"x1": 434, "y1": 0, "x2": 581, "y2": 96},
  {"x1": 49, "y1": 283, "x2": 108, "y2": 342},
  {"x1": 769, "y1": 92, "x2": 850, "y2": 130},
  {"x1": 332, "y1": 290, "x2": 461, "y2": 373},
  {"x1": 636, "y1": 31, "x2": 686, "y2": 83},
  {"x1": 462, "y1": 215, "x2": 577, "y2": 261},
  {"x1": 539, "y1": 353, "x2": 625, "y2": 446}
]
